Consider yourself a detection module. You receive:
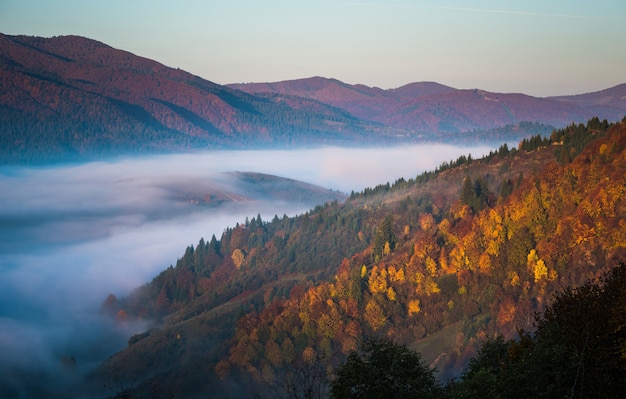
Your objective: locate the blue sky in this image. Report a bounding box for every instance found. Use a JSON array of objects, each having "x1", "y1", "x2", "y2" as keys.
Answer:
[{"x1": 1, "y1": 0, "x2": 625, "y2": 96}]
